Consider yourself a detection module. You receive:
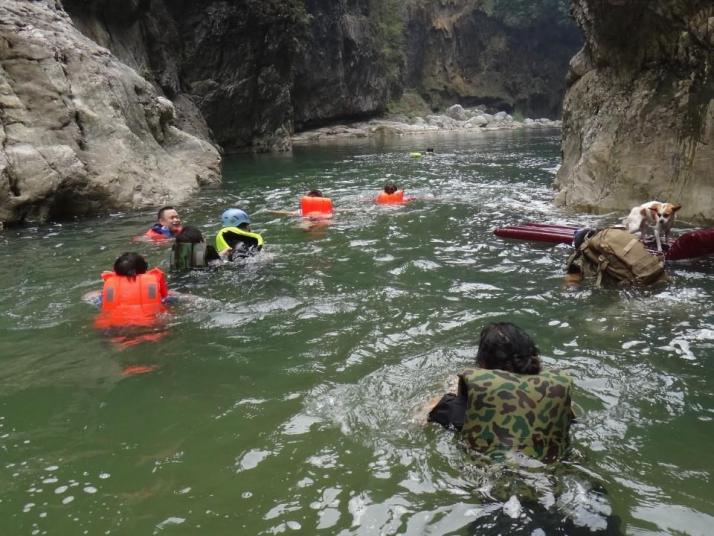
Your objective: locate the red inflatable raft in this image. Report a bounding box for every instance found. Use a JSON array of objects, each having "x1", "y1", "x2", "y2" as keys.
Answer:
[{"x1": 494, "y1": 223, "x2": 714, "y2": 261}]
